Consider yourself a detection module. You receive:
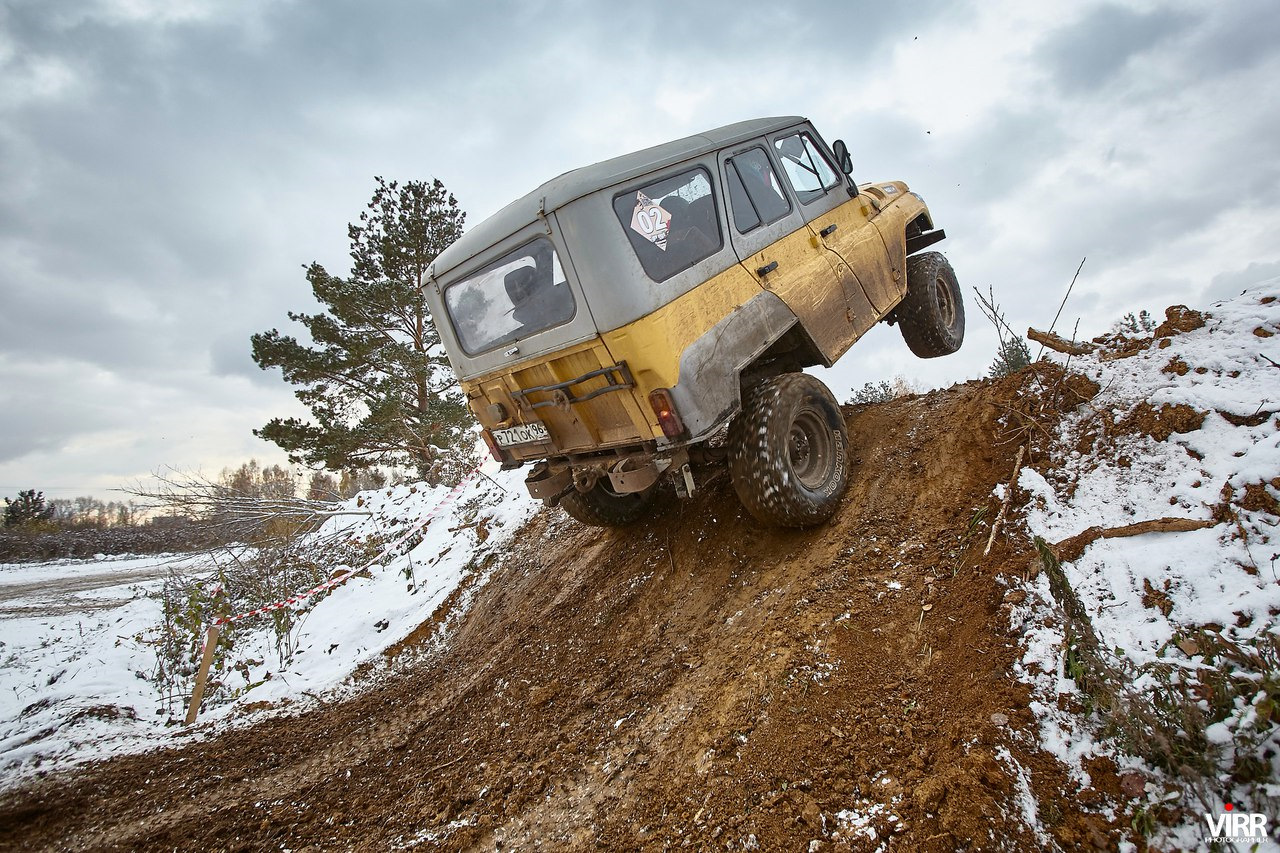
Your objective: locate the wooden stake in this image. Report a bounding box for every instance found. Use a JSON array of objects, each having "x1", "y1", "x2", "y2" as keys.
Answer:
[{"x1": 184, "y1": 623, "x2": 221, "y2": 725}]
